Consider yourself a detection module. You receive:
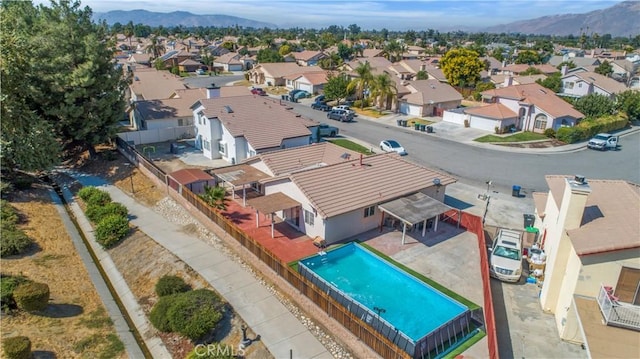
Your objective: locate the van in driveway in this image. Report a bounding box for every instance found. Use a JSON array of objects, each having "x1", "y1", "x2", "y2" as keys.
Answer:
[{"x1": 489, "y1": 228, "x2": 523, "y2": 283}]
